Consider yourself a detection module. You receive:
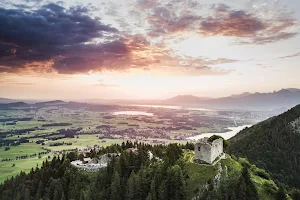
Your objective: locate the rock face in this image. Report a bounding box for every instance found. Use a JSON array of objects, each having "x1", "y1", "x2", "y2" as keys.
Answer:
[
  {"x1": 290, "y1": 117, "x2": 300, "y2": 133},
  {"x1": 194, "y1": 138, "x2": 223, "y2": 164}
]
